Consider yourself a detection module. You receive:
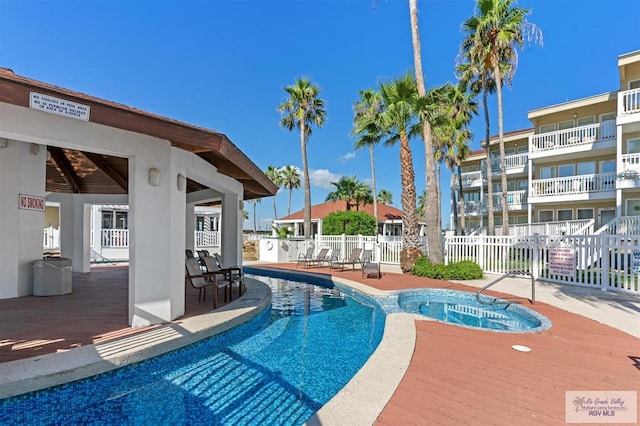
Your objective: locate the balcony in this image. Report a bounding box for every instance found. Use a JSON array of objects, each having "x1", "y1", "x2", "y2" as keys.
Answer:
[
  {"x1": 457, "y1": 153, "x2": 529, "y2": 187},
  {"x1": 530, "y1": 121, "x2": 616, "y2": 157},
  {"x1": 530, "y1": 172, "x2": 616, "y2": 201},
  {"x1": 618, "y1": 88, "x2": 640, "y2": 117},
  {"x1": 490, "y1": 190, "x2": 528, "y2": 210}
]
